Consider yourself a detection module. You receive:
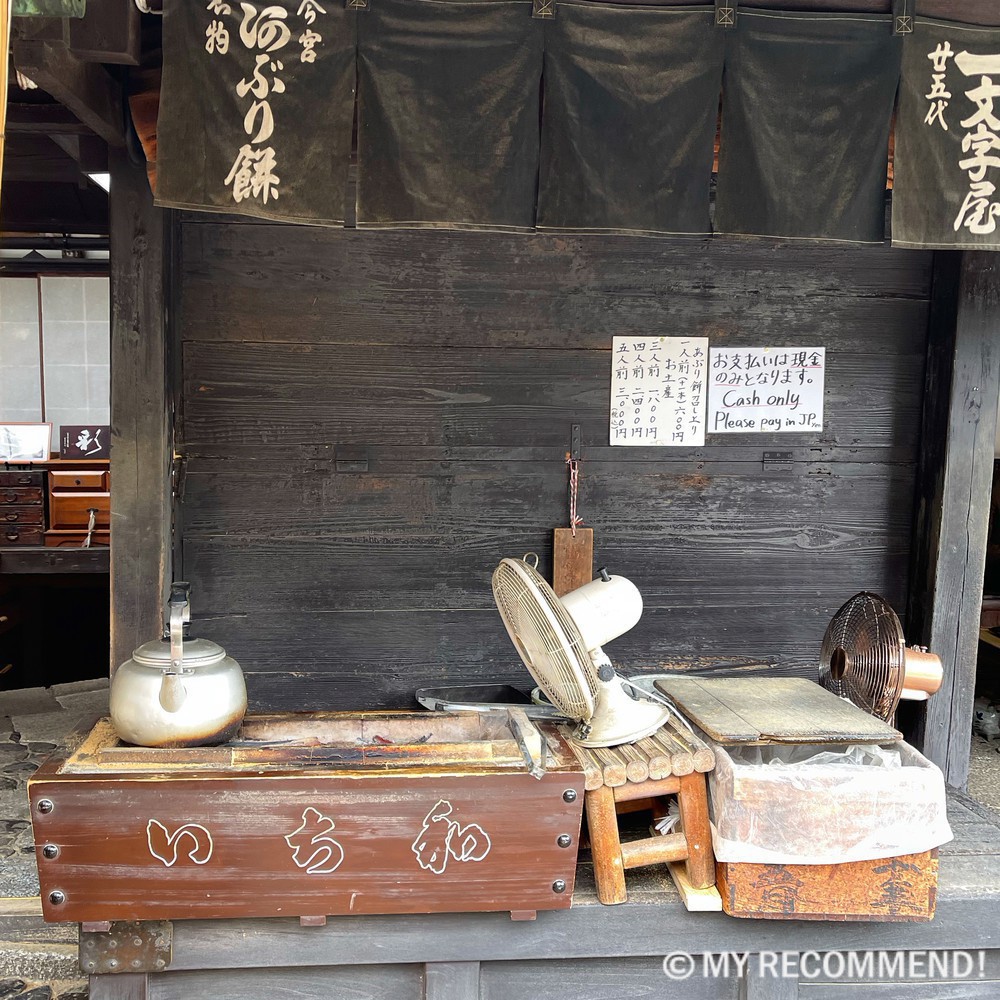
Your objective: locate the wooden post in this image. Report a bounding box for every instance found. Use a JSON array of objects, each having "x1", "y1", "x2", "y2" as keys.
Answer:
[
  {"x1": 909, "y1": 251, "x2": 1000, "y2": 788},
  {"x1": 109, "y1": 148, "x2": 173, "y2": 674},
  {"x1": 0, "y1": 0, "x2": 11, "y2": 213}
]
